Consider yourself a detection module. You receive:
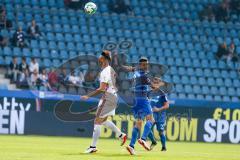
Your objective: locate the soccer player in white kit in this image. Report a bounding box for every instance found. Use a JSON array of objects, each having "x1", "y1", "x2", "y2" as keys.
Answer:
[{"x1": 81, "y1": 50, "x2": 127, "y2": 153}]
